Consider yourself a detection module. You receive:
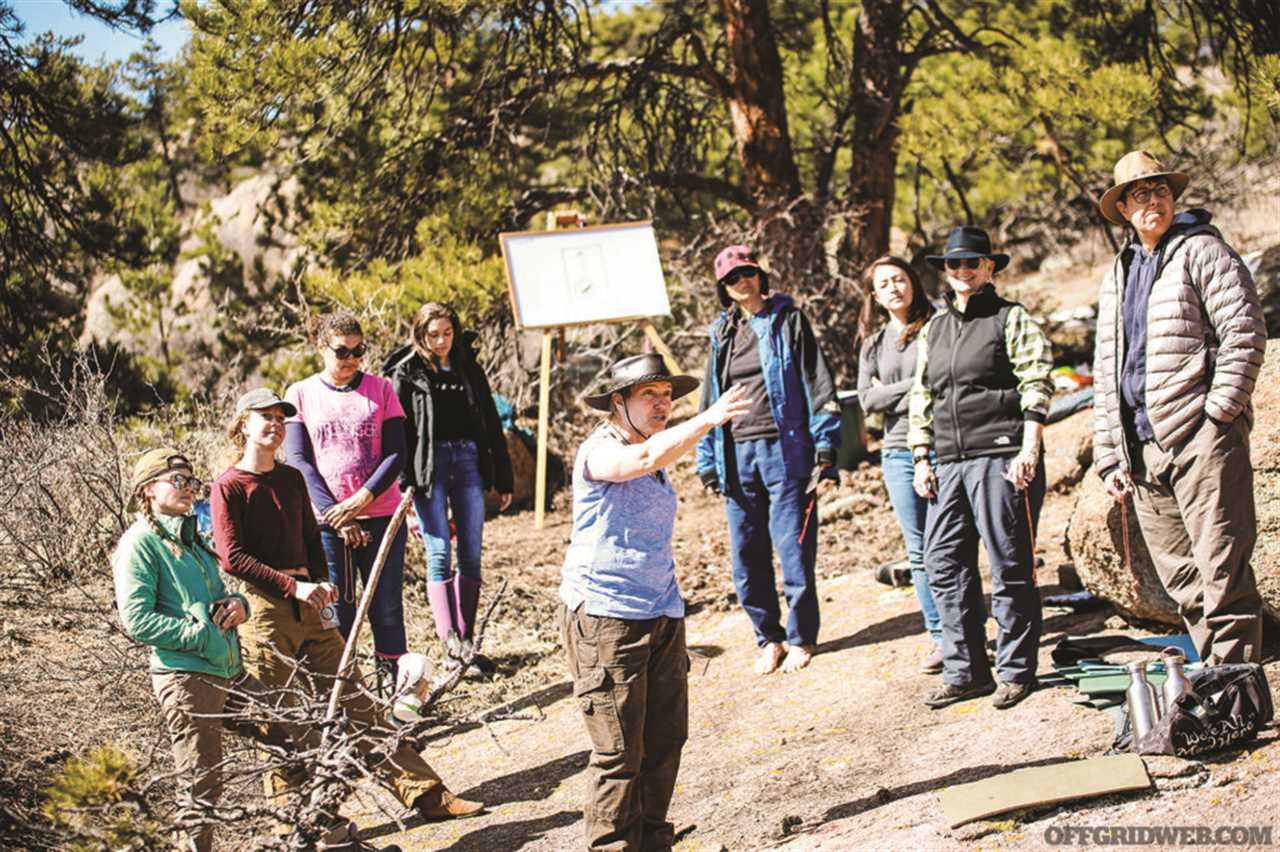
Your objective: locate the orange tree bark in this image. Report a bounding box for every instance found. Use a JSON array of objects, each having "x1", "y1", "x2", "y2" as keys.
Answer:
[{"x1": 720, "y1": 0, "x2": 826, "y2": 285}]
